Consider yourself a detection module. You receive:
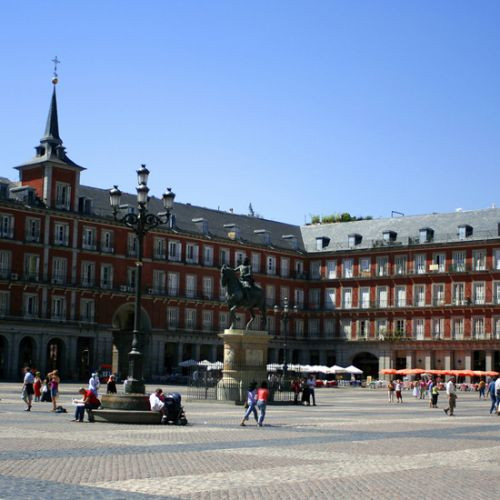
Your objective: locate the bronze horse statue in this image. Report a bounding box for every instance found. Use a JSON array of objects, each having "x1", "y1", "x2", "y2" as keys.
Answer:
[{"x1": 220, "y1": 265, "x2": 266, "y2": 330}]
